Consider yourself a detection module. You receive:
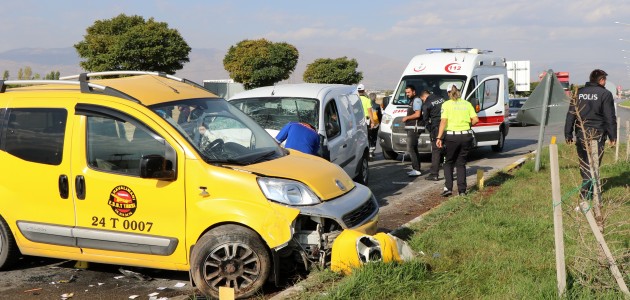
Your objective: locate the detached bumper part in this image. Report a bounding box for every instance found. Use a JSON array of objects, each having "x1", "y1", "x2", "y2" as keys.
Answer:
[{"x1": 330, "y1": 229, "x2": 415, "y2": 275}]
